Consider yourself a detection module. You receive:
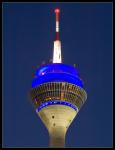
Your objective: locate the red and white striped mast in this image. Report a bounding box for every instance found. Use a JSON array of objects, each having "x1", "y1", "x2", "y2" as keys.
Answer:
[{"x1": 53, "y1": 8, "x2": 62, "y2": 63}]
